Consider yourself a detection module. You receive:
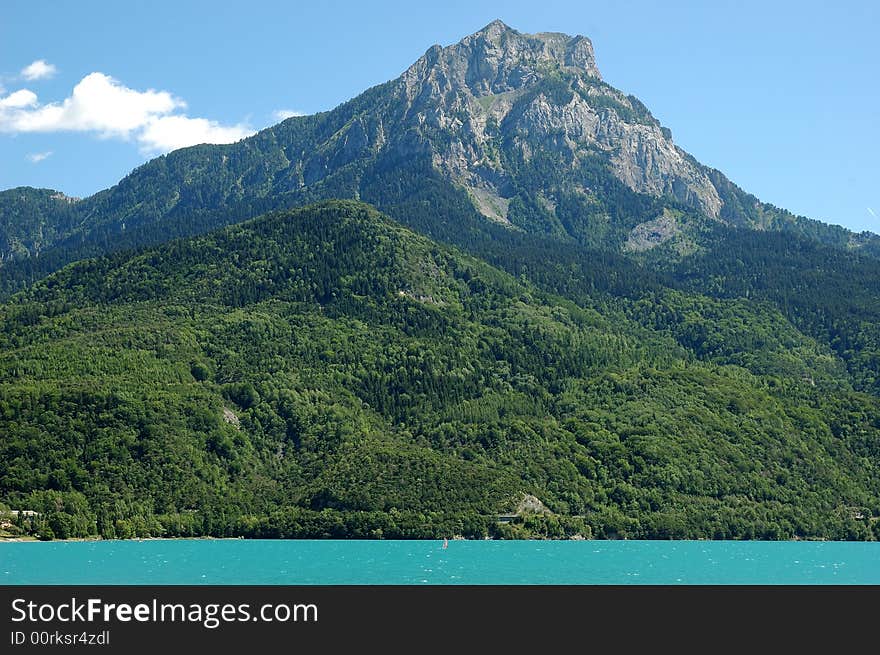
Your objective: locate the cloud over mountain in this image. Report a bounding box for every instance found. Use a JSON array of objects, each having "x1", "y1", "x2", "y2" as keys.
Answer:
[{"x1": 0, "y1": 72, "x2": 252, "y2": 153}]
